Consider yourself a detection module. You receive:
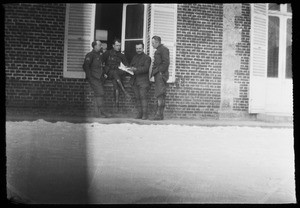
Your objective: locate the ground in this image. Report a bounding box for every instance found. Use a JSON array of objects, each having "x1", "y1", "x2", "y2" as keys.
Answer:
[{"x1": 6, "y1": 116, "x2": 295, "y2": 204}]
